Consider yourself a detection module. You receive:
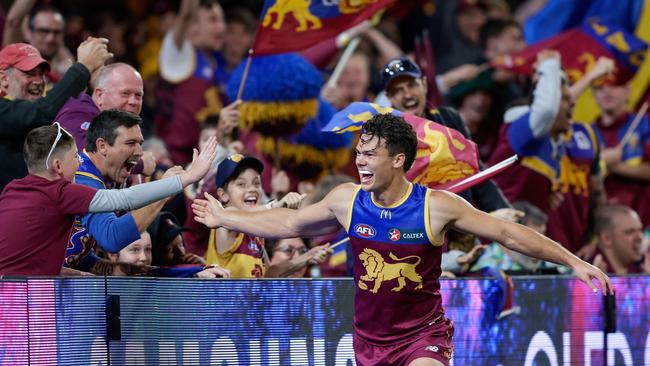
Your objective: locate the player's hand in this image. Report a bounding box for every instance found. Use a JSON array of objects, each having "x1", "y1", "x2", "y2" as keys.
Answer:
[
  {"x1": 192, "y1": 192, "x2": 225, "y2": 228},
  {"x1": 181, "y1": 136, "x2": 218, "y2": 186},
  {"x1": 570, "y1": 259, "x2": 613, "y2": 294}
]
